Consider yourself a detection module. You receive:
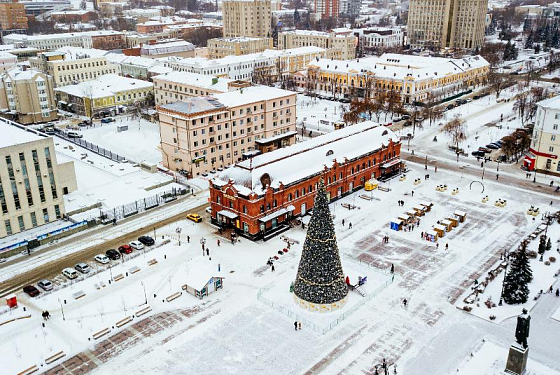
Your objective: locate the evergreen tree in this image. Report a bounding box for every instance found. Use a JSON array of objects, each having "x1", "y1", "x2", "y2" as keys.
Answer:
[
  {"x1": 293, "y1": 179, "x2": 348, "y2": 305},
  {"x1": 294, "y1": 9, "x2": 300, "y2": 25},
  {"x1": 538, "y1": 235, "x2": 546, "y2": 255},
  {"x1": 525, "y1": 31, "x2": 534, "y2": 49},
  {"x1": 546, "y1": 237, "x2": 552, "y2": 251},
  {"x1": 535, "y1": 44, "x2": 541, "y2": 53},
  {"x1": 503, "y1": 244, "x2": 533, "y2": 305}
]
